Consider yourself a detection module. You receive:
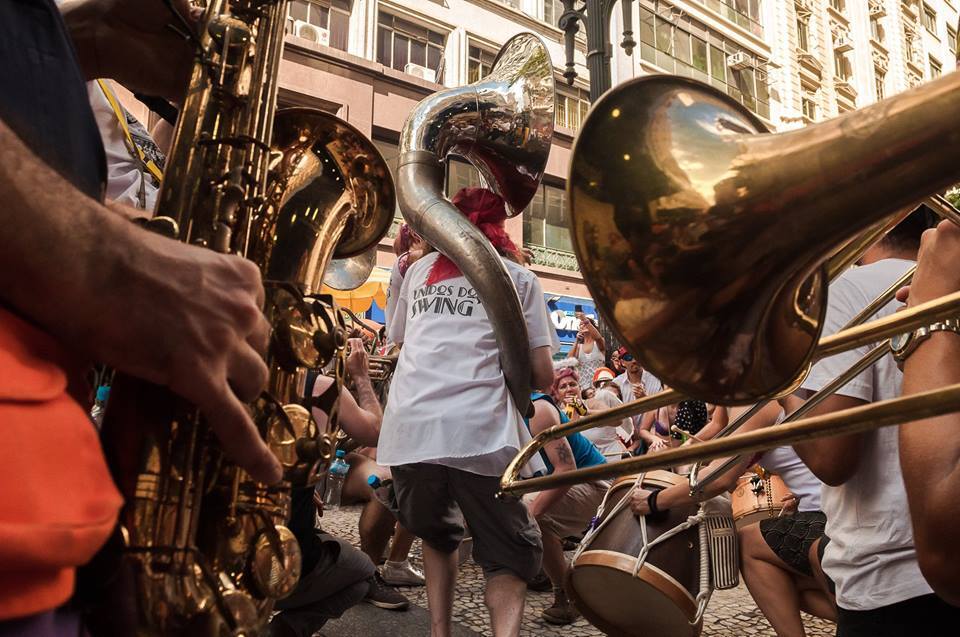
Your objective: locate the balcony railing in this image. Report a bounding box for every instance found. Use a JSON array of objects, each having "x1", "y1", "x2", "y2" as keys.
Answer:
[{"x1": 527, "y1": 244, "x2": 580, "y2": 271}]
